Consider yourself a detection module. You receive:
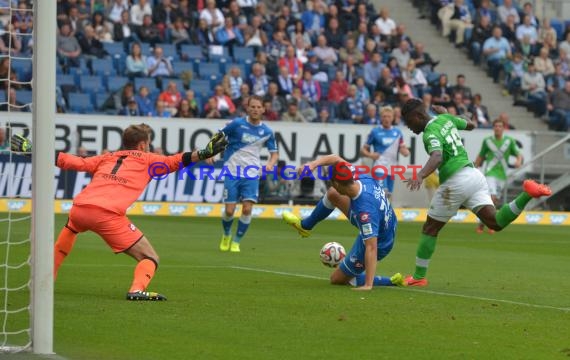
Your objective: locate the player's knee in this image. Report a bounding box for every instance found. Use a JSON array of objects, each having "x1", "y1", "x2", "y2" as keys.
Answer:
[
  {"x1": 241, "y1": 206, "x2": 253, "y2": 216},
  {"x1": 326, "y1": 188, "x2": 342, "y2": 202},
  {"x1": 143, "y1": 255, "x2": 159, "y2": 268},
  {"x1": 422, "y1": 223, "x2": 440, "y2": 237}
]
